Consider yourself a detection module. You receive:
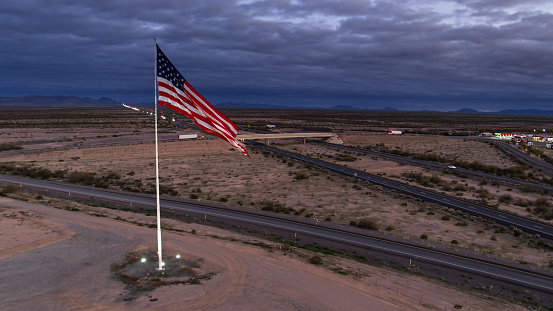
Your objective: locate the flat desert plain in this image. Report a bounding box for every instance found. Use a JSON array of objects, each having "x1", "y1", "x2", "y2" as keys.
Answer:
[
  {"x1": 0, "y1": 197, "x2": 526, "y2": 311},
  {"x1": 2, "y1": 108, "x2": 553, "y2": 310}
]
